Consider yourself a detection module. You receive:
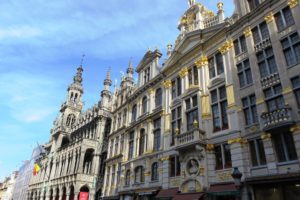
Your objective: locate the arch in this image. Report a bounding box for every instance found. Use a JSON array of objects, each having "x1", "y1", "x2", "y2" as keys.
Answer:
[
  {"x1": 125, "y1": 170, "x2": 131, "y2": 186},
  {"x1": 69, "y1": 185, "x2": 75, "y2": 200},
  {"x1": 62, "y1": 186, "x2": 67, "y2": 200},
  {"x1": 151, "y1": 162, "x2": 158, "y2": 181},
  {"x1": 83, "y1": 149, "x2": 94, "y2": 174},
  {"x1": 142, "y1": 96, "x2": 148, "y2": 114},
  {"x1": 155, "y1": 88, "x2": 162, "y2": 107},
  {"x1": 55, "y1": 187, "x2": 59, "y2": 200},
  {"x1": 79, "y1": 185, "x2": 89, "y2": 200},
  {"x1": 61, "y1": 136, "x2": 70, "y2": 147},
  {"x1": 49, "y1": 188, "x2": 53, "y2": 200}
]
